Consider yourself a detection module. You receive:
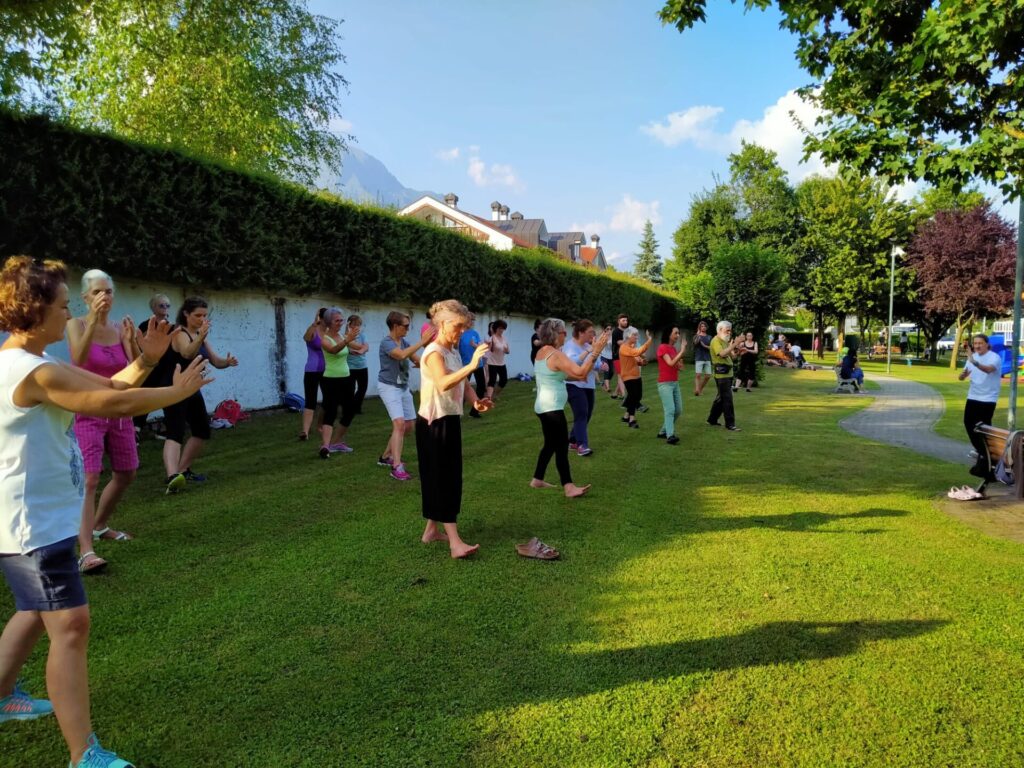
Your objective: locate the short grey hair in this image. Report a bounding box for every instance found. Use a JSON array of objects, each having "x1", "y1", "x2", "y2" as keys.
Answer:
[
  {"x1": 624, "y1": 326, "x2": 639, "y2": 341},
  {"x1": 537, "y1": 317, "x2": 566, "y2": 346},
  {"x1": 149, "y1": 294, "x2": 170, "y2": 312},
  {"x1": 323, "y1": 307, "x2": 344, "y2": 325},
  {"x1": 716, "y1": 320, "x2": 732, "y2": 333},
  {"x1": 81, "y1": 269, "x2": 114, "y2": 295}
]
